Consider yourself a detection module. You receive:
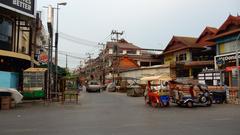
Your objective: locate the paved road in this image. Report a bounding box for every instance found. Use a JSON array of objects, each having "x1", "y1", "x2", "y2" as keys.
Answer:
[{"x1": 0, "y1": 91, "x2": 240, "y2": 135}]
